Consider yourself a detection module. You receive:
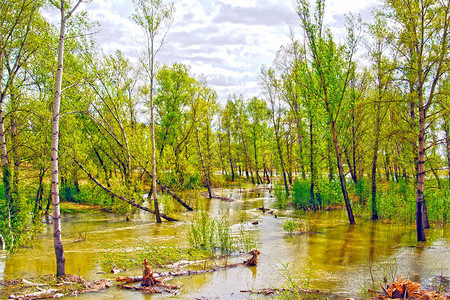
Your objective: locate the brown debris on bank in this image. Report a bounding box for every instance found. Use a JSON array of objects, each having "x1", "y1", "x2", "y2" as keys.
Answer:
[
  {"x1": 117, "y1": 250, "x2": 261, "y2": 293},
  {"x1": 377, "y1": 277, "x2": 449, "y2": 299},
  {"x1": 3, "y1": 274, "x2": 111, "y2": 300}
]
